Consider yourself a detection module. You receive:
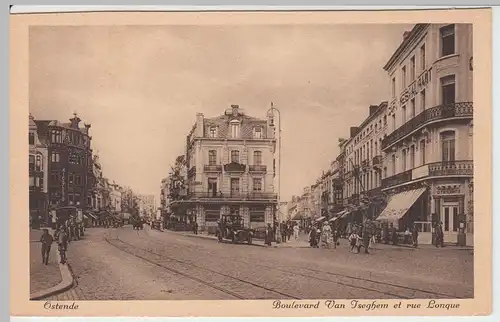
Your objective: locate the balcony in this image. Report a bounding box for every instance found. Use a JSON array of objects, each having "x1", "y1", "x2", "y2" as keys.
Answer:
[
  {"x1": 382, "y1": 169, "x2": 413, "y2": 188},
  {"x1": 347, "y1": 194, "x2": 359, "y2": 206},
  {"x1": 428, "y1": 161, "x2": 473, "y2": 177},
  {"x1": 187, "y1": 191, "x2": 277, "y2": 201},
  {"x1": 372, "y1": 155, "x2": 382, "y2": 170},
  {"x1": 361, "y1": 159, "x2": 370, "y2": 171},
  {"x1": 248, "y1": 165, "x2": 267, "y2": 173},
  {"x1": 204, "y1": 165, "x2": 223, "y2": 173},
  {"x1": 223, "y1": 162, "x2": 246, "y2": 173},
  {"x1": 382, "y1": 102, "x2": 473, "y2": 149}
]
